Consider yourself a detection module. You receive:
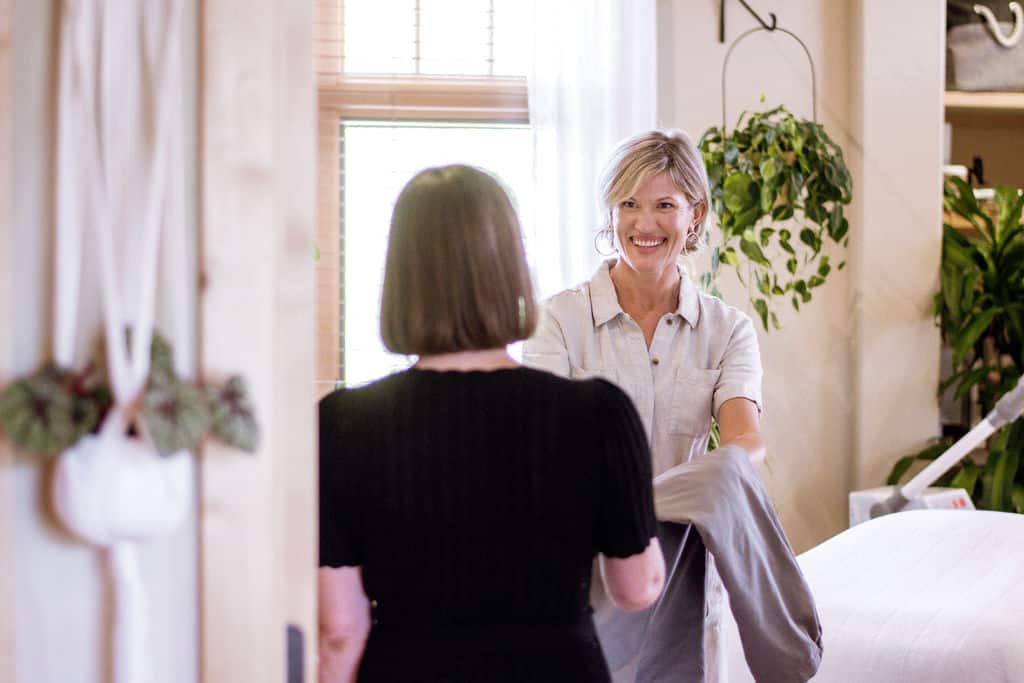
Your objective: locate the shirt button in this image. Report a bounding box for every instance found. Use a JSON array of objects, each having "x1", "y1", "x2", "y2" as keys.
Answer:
[
  {"x1": 370, "y1": 600, "x2": 378, "y2": 608},
  {"x1": 652, "y1": 358, "x2": 660, "y2": 366},
  {"x1": 666, "y1": 318, "x2": 673, "y2": 325}
]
